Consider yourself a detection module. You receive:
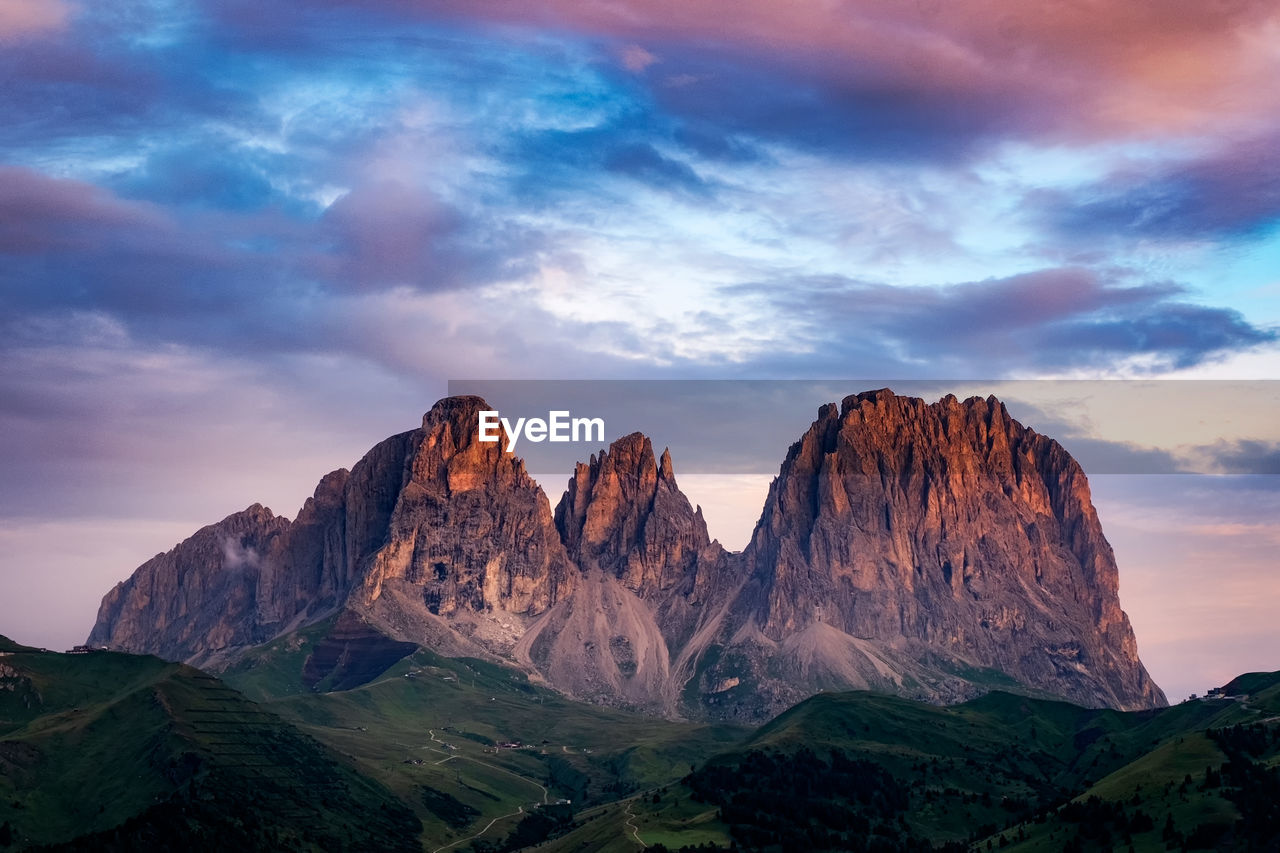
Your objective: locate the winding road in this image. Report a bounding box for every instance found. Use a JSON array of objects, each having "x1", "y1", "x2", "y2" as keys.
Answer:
[
  {"x1": 410, "y1": 728, "x2": 666, "y2": 851},
  {"x1": 429, "y1": 805, "x2": 526, "y2": 853},
  {"x1": 426, "y1": 729, "x2": 550, "y2": 804},
  {"x1": 623, "y1": 799, "x2": 645, "y2": 848},
  {"x1": 418, "y1": 727, "x2": 556, "y2": 853}
]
